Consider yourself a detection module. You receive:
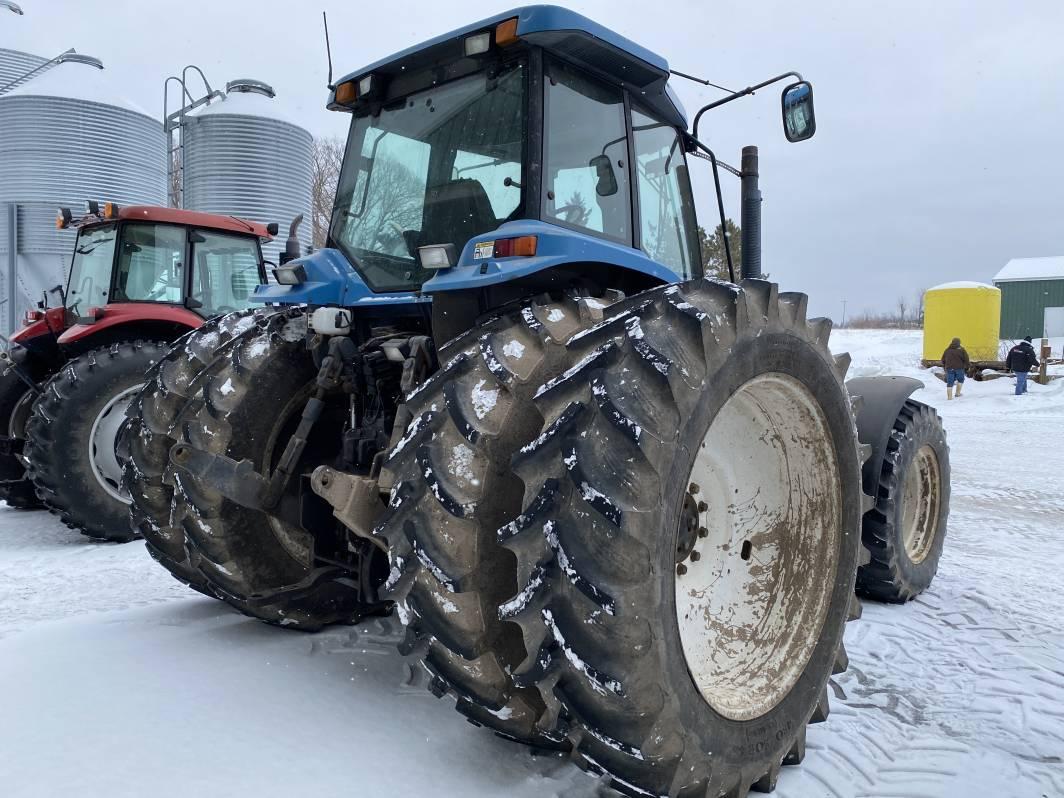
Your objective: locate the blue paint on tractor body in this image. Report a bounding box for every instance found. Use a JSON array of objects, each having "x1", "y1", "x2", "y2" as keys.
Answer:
[
  {"x1": 253, "y1": 249, "x2": 428, "y2": 308},
  {"x1": 422, "y1": 220, "x2": 682, "y2": 292}
]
